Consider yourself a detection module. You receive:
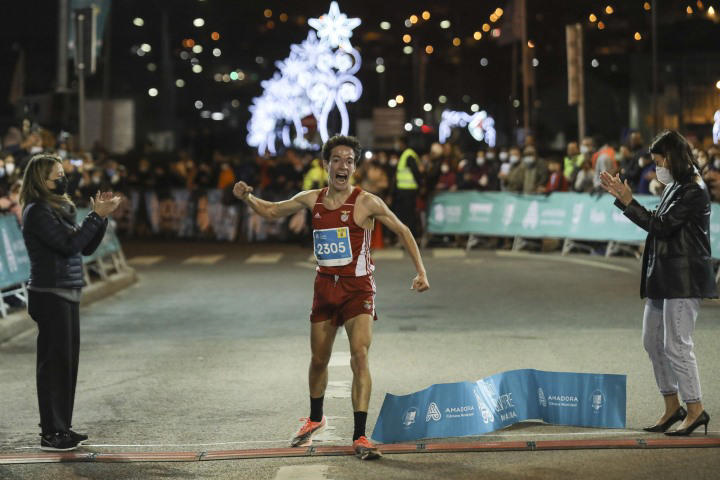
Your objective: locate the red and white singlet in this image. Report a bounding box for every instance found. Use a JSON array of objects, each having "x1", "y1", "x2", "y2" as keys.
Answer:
[{"x1": 311, "y1": 186, "x2": 374, "y2": 277}]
